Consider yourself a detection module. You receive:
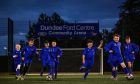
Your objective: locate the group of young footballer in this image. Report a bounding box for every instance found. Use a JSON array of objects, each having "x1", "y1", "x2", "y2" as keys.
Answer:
[
  {"x1": 12, "y1": 34, "x2": 139, "y2": 81},
  {"x1": 13, "y1": 39, "x2": 62, "y2": 80}
]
